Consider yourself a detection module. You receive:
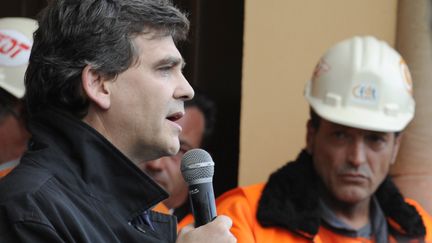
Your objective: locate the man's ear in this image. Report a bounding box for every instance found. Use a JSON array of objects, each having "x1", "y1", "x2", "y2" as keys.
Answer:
[
  {"x1": 306, "y1": 120, "x2": 316, "y2": 154},
  {"x1": 81, "y1": 65, "x2": 111, "y2": 110}
]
